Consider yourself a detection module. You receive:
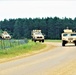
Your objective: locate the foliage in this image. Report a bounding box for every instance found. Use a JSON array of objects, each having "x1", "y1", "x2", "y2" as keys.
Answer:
[
  {"x1": 0, "y1": 17, "x2": 76, "y2": 39},
  {"x1": 0, "y1": 39, "x2": 28, "y2": 49},
  {"x1": 0, "y1": 41, "x2": 46, "y2": 59}
]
